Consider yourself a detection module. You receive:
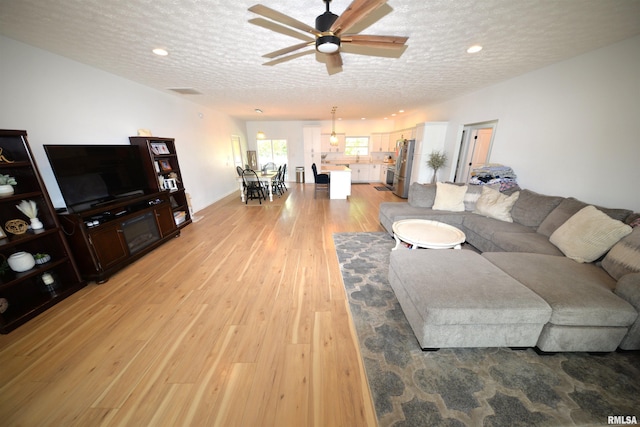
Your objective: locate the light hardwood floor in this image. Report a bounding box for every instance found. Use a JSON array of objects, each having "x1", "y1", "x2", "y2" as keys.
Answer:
[{"x1": 0, "y1": 182, "x2": 402, "y2": 426}]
